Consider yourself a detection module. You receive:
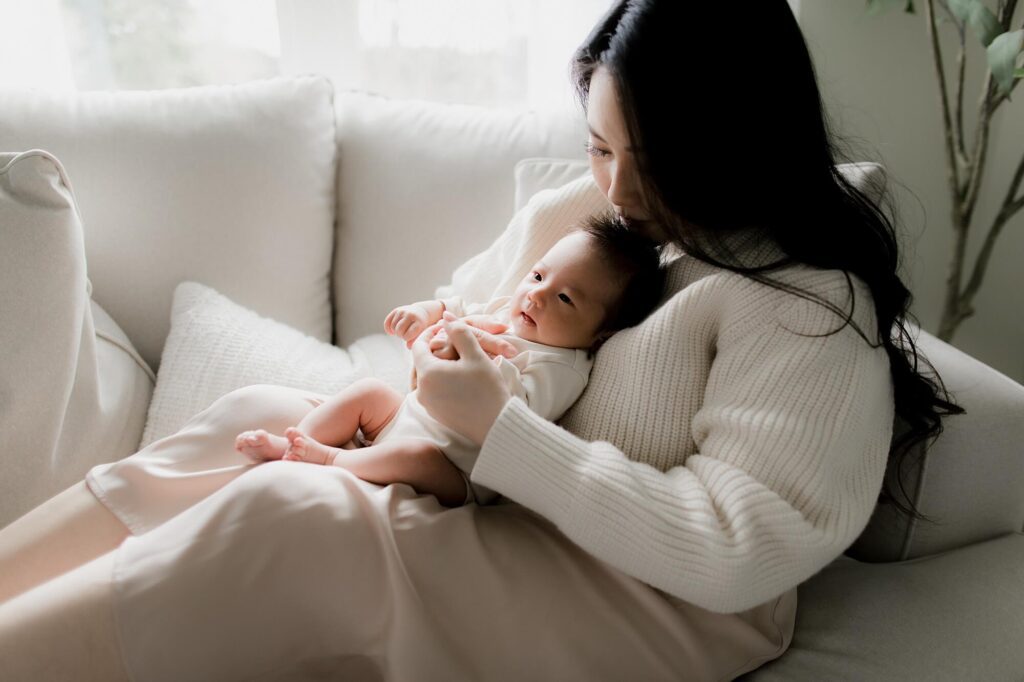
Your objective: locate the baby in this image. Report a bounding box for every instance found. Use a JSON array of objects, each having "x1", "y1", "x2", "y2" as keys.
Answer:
[{"x1": 235, "y1": 213, "x2": 664, "y2": 506}]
